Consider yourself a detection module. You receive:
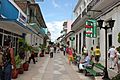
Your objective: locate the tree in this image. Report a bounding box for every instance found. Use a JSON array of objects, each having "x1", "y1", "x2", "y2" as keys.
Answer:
[
  {"x1": 118, "y1": 32, "x2": 120, "y2": 43},
  {"x1": 116, "y1": 32, "x2": 120, "y2": 53}
]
